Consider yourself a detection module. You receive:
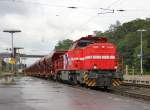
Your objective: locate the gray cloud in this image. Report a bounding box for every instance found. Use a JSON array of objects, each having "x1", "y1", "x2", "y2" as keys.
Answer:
[
  {"x1": 0, "y1": 0, "x2": 30, "y2": 16},
  {"x1": 0, "y1": 0, "x2": 150, "y2": 65}
]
